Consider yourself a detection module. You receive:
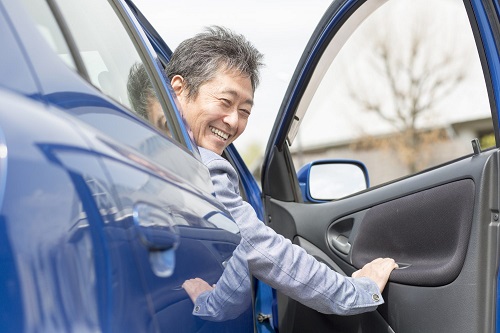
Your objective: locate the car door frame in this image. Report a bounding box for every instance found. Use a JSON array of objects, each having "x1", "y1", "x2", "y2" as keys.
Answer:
[{"x1": 260, "y1": 0, "x2": 500, "y2": 332}]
